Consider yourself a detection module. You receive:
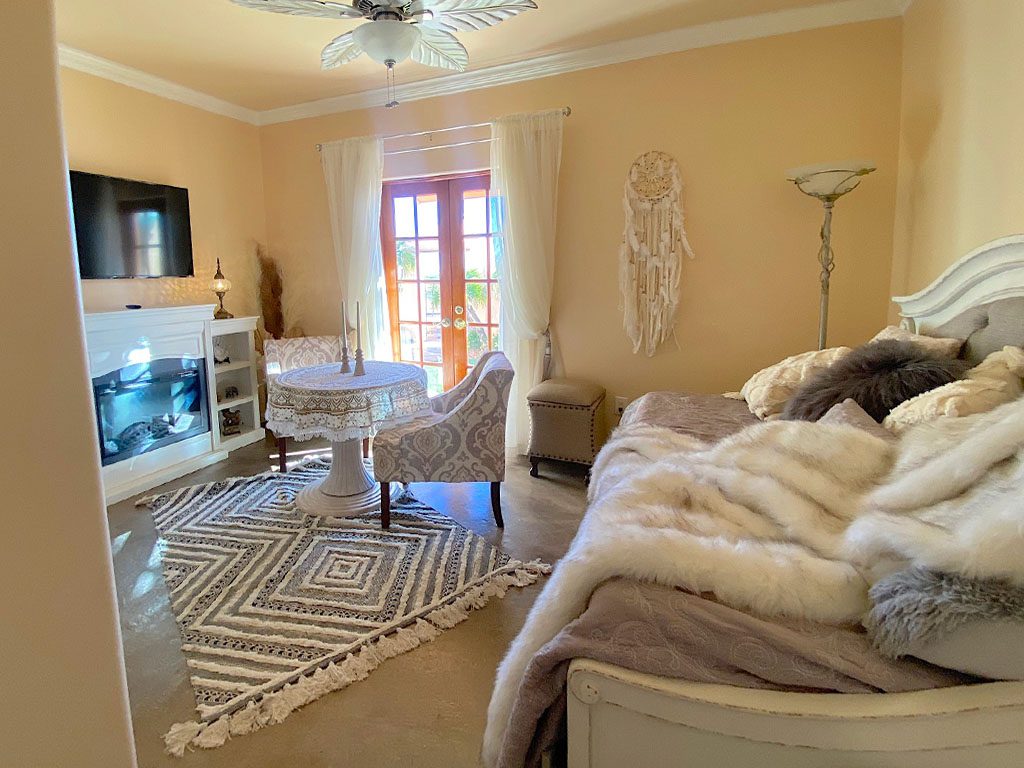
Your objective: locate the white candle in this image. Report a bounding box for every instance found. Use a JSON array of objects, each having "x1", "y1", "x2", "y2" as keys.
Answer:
[
  {"x1": 340, "y1": 299, "x2": 347, "y2": 345},
  {"x1": 356, "y1": 300, "x2": 362, "y2": 350}
]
